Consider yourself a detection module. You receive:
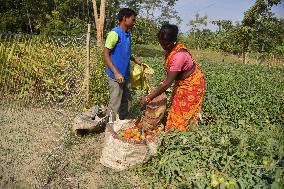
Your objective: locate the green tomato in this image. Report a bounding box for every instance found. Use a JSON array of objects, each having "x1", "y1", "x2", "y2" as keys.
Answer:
[
  {"x1": 224, "y1": 182, "x2": 230, "y2": 188},
  {"x1": 262, "y1": 160, "x2": 270, "y2": 166},
  {"x1": 219, "y1": 177, "x2": 225, "y2": 183},
  {"x1": 159, "y1": 160, "x2": 165, "y2": 165},
  {"x1": 228, "y1": 178, "x2": 236, "y2": 185},
  {"x1": 211, "y1": 179, "x2": 219, "y2": 188},
  {"x1": 210, "y1": 173, "x2": 217, "y2": 179}
]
